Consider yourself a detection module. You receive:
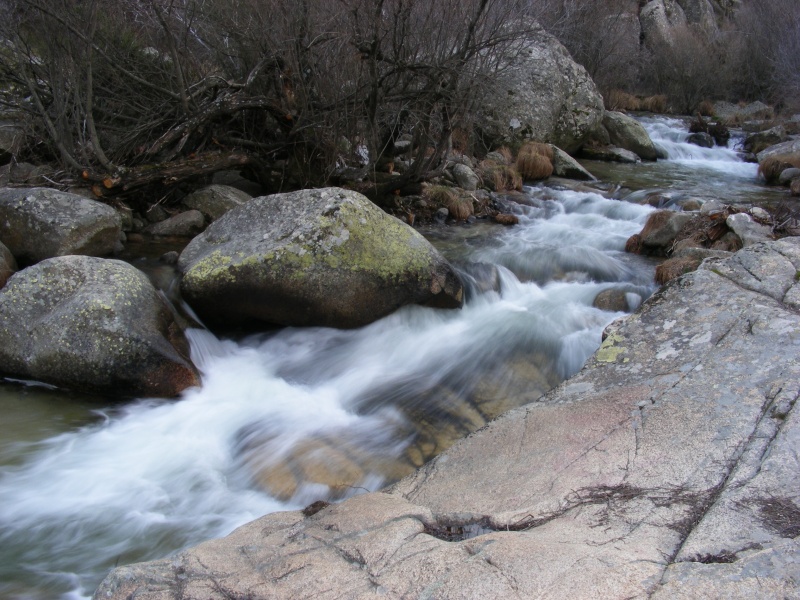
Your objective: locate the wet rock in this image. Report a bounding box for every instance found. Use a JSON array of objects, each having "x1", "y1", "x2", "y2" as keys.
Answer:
[
  {"x1": 97, "y1": 239, "x2": 800, "y2": 600},
  {"x1": 744, "y1": 126, "x2": 787, "y2": 155},
  {"x1": 778, "y1": 167, "x2": 800, "y2": 186},
  {"x1": 603, "y1": 111, "x2": 660, "y2": 160},
  {"x1": 687, "y1": 132, "x2": 714, "y2": 148},
  {"x1": 477, "y1": 22, "x2": 604, "y2": 153},
  {"x1": 181, "y1": 184, "x2": 251, "y2": 222},
  {"x1": 0, "y1": 239, "x2": 16, "y2": 289},
  {"x1": 551, "y1": 146, "x2": 596, "y2": 180},
  {"x1": 0, "y1": 187, "x2": 122, "y2": 265},
  {"x1": 0, "y1": 256, "x2": 199, "y2": 396},
  {"x1": 179, "y1": 188, "x2": 463, "y2": 329},
  {"x1": 580, "y1": 145, "x2": 641, "y2": 164},
  {"x1": 757, "y1": 139, "x2": 800, "y2": 163},
  {"x1": 145, "y1": 204, "x2": 169, "y2": 223},
  {"x1": 638, "y1": 210, "x2": 695, "y2": 255},
  {"x1": 143, "y1": 210, "x2": 205, "y2": 237},
  {"x1": 592, "y1": 288, "x2": 631, "y2": 312}
]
